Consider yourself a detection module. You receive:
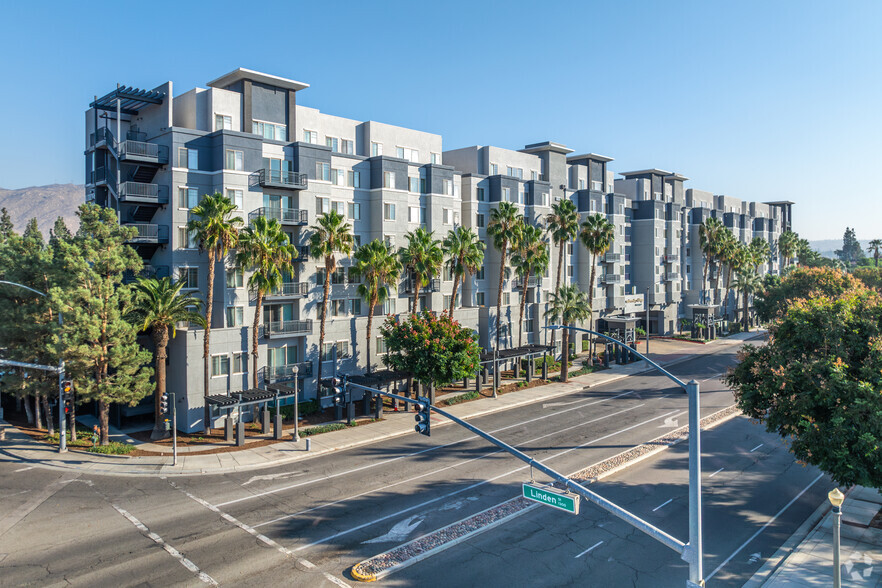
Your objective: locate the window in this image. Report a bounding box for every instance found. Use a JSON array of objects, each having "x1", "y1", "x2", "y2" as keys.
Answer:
[
  {"x1": 503, "y1": 292, "x2": 510, "y2": 306},
  {"x1": 178, "y1": 148, "x2": 198, "y2": 169},
  {"x1": 420, "y1": 207, "x2": 427, "y2": 224},
  {"x1": 253, "y1": 120, "x2": 286, "y2": 141},
  {"x1": 477, "y1": 188, "x2": 485, "y2": 202},
  {"x1": 226, "y1": 188, "x2": 243, "y2": 210},
  {"x1": 317, "y1": 162, "x2": 330, "y2": 182},
  {"x1": 347, "y1": 267, "x2": 361, "y2": 284},
  {"x1": 225, "y1": 150, "x2": 244, "y2": 171},
  {"x1": 592, "y1": 181, "x2": 603, "y2": 191},
  {"x1": 476, "y1": 292, "x2": 485, "y2": 306},
  {"x1": 211, "y1": 355, "x2": 230, "y2": 377},
  {"x1": 348, "y1": 202, "x2": 361, "y2": 220},
  {"x1": 431, "y1": 153, "x2": 441, "y2": 165},
  {"x1": 179, "y1": 267, "x2": 198, "y2": 289},
  {"x1": 332, "y1": 299, "x2": 346, "y2": 317},
  {"x1": 384, "y1": 203, "x2": 396, "y2": 220},
  {"x1": 347, "y1": 170, "x2": 361, "y2": 188},
  {"x1": 232, "y1": 352, "x2": 247, "y2": 374},
  {"x1": 476, "y1": 266, "x2": 485, "y2": 280},
  {"x1": 383, "y1": 171, "x2": 395, "y2": 188},
  {"x1": 331, "y1": 169, "x2": 344, "y2": 185},
  {"x1": 332, "y1": 201, "x2": 345, "y2": 215},
  {"x1": 409, "y1": 177, "x2": 420, "y2": 193},
  {"x1": 371, "y1": 142, "x2": 382, "y2": 157},
  {"x1": 506, "y1": 166, "x2": 523, "y2": 179},
  {"x1": 325, "y1": 137, "x2": 339, "y2": 152},
  {"x1": 420, "y1": 178, "x2": 427, "y2": 193},
  {"x1": 226, "y1": 268, "x2": 243, "y2": 288},
  {"x1": 443, "y1": 295, "x2": 452, "y2": 309},
  {"x1": 337, "y1": 341, "x2": 350, "y2": 359},
  {"x1": 396, "y1": 147, "x2": 419, "y2": 162},
  {"x1": 502, "y1": 187, "x2": 511, "y2": 202},
  {"x1": 443, "y1": 208, "x2": 452, "y2": 224},
  {"x1": 476, "y1": 214, "x2": 485, "y2": 228},
  {"x1": 409, "y1": 206, "x2": 420, "y2": 223},
  {"x1": 520, "y1": 187, "x2": 528, "y2": 204},
  {"x1": 353, "y1": 235, "x2": 362, "y2": 248},
  {"x1": 317, "y1": 197, "x2": 329, "y2": 214},
  {"x1": 178, "y1": 226, "x2": 198, "y2": 249},
  {"x1": 531, "y1": 171, "x2": 538, "y2": 181},
  {"x1": 303, "y1": 130, "x2": 318, "y2": 144},
  {"x1": 568, "y1": 265, "x2": 574, "y2": 277},
  {"x1": 442, "y1": 266, "x2": 452, "y2": 281},
  {"x1": 178, "y1": 187, "x2": 199, "y2": 209},
  {"x1": 332, "y1": 267, "x2": 346, "y2": 285},
  {"x1": 215, "y1": 114, "x2": 232, "y2": 131},
  {"x1": 341, "y1": 139, "x2": 354, "y2": 155},
  {"x1": 441, "y1": 179, "x2": 453, "y2": 196},
  {"x1": 321, "y1": 343, "x2": 334, "y2": 361},
  {"x1": 525, "y1": 319, "x2": 535, "y2": 333},
  {"x1": 377, "y1": 336, "x2": 387, "y2": 354},
  {"x1": 384, "y1": 234, "x2": 394, "y2": 248},
  {"x1": 382, "y1": 298, "x2": 396, "y2": 315},
  {"x1": 226, "y1": 306, "x2": 244, "y2": 327},
  {"x1": 579, "y1": 179, "x2": 585, "y2": 190},
  {"x1": 490, "y1": 163, "x2": 498, "y2": 175},
  {"x1": 351, "y1": 299, "x2": 362, "y2": 315}
]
